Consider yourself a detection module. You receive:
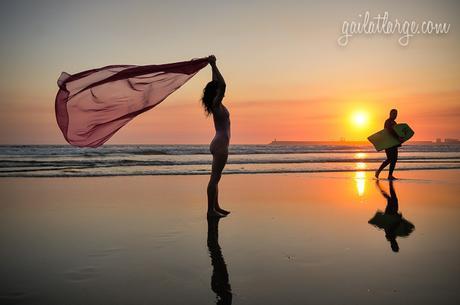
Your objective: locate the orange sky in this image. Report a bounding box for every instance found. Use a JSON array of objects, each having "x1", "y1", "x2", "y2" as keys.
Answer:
[{"x1": 0, "y1": 0, "x2": 459, "y2": 144}]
